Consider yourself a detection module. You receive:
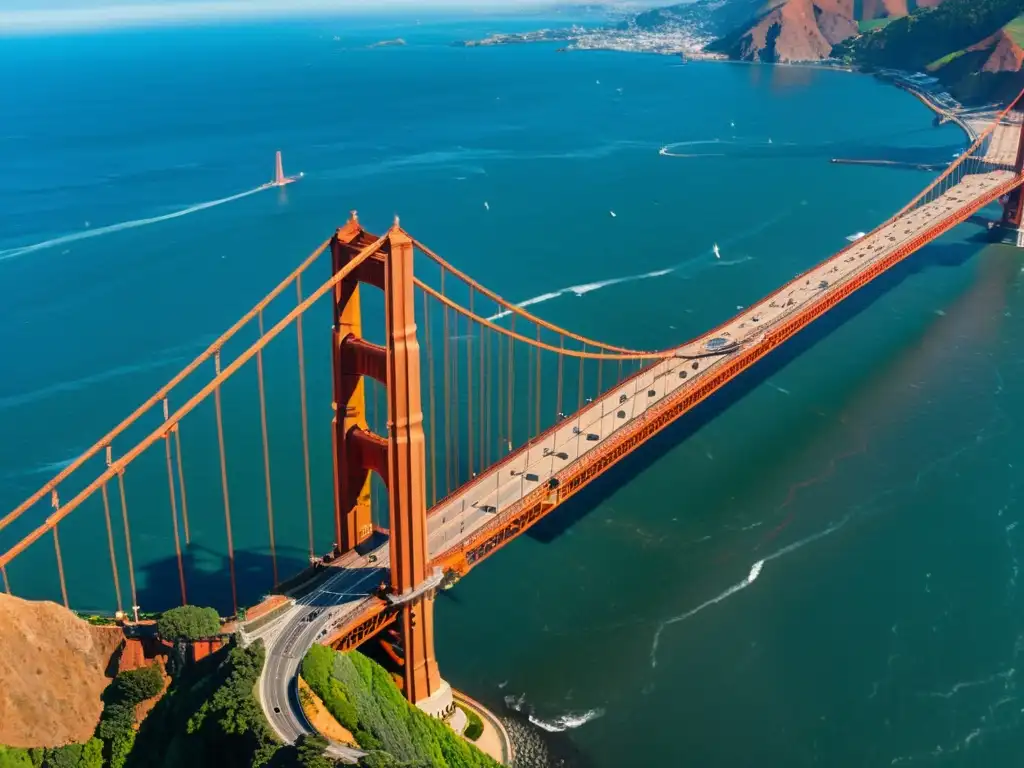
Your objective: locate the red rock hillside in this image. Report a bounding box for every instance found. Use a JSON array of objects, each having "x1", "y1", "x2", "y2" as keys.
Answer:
[
  {"x1": 969, "y1": 27, "x2": 1024, "y2": 73},
  {"x1": 726, "y1": 0, "x2": 858, "y2": 63},
  {"x1": 0, "y1": 594, "x2": 124, "y2": 748},
  {"x1": 718, "y1": 0, "x2": 949, "y2": 63}
]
